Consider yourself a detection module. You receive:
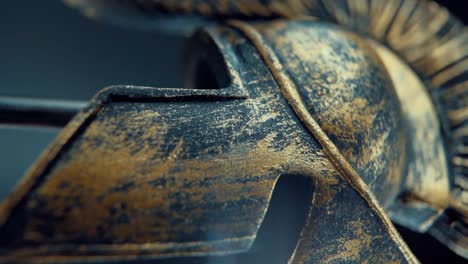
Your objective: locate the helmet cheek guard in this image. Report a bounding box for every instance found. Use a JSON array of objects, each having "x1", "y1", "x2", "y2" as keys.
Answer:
[{"x1": 0, "y1": 0, "x2": 466, "y2": 262}]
